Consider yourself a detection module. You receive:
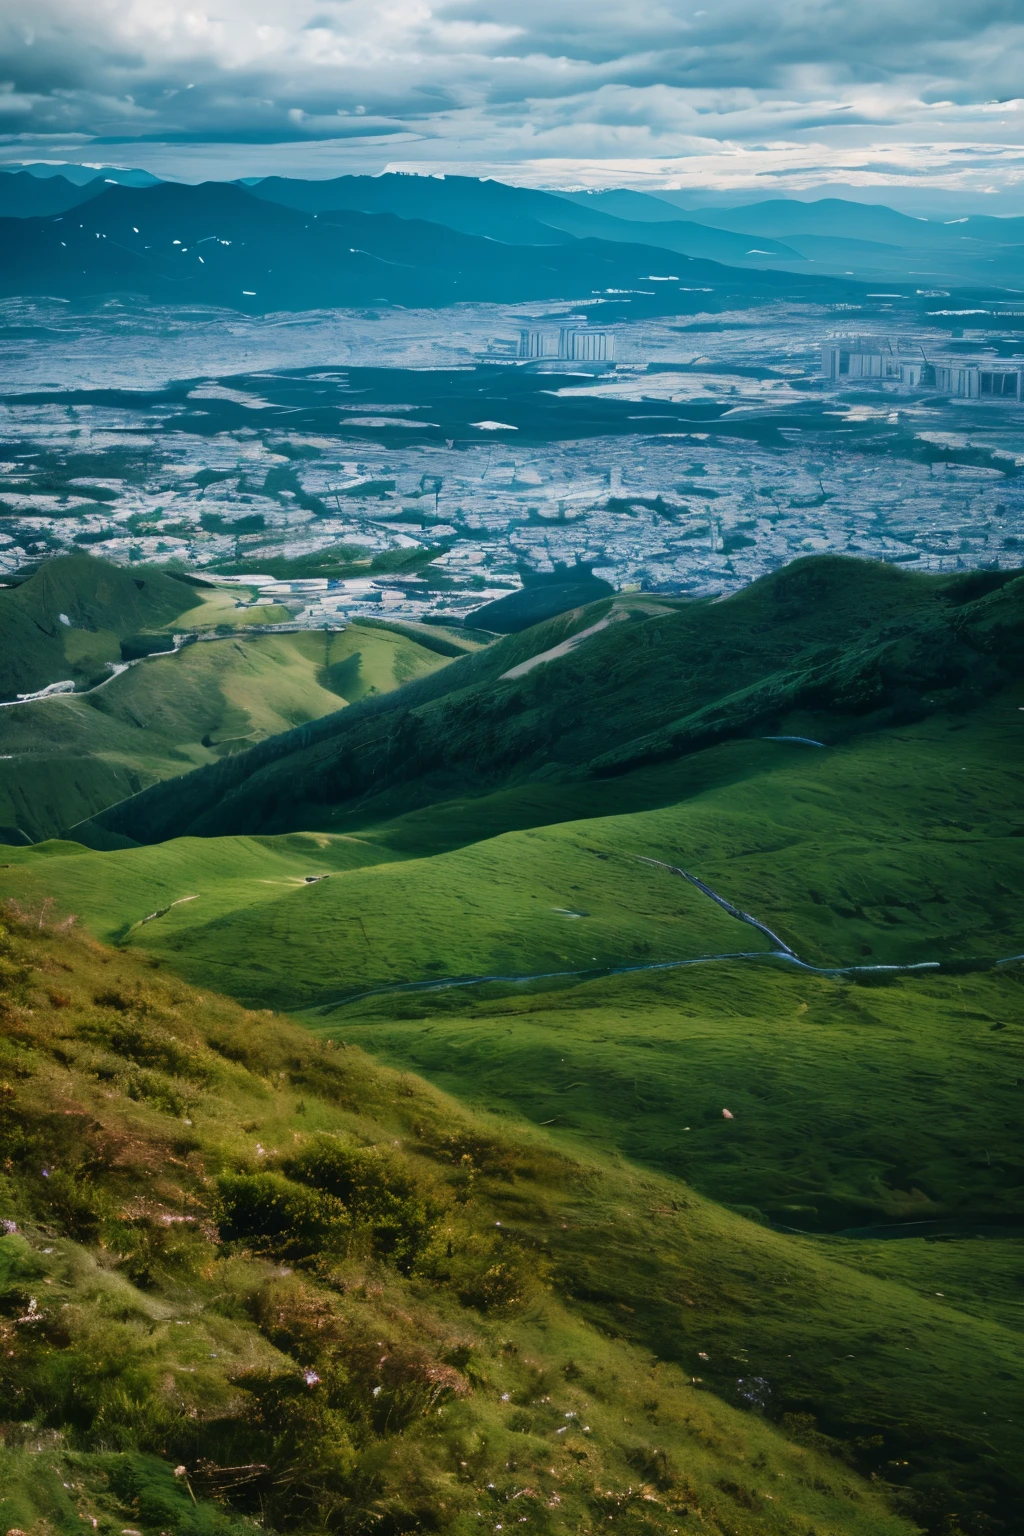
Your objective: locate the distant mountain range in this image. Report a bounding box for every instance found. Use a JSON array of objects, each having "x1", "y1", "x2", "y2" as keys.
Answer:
[
  {"x1": 0, "y1": 178, "x2": 865, "y2": 312},
  {"x1": 1, "y1": 165, "x2": 1022, "y2": 298}
]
